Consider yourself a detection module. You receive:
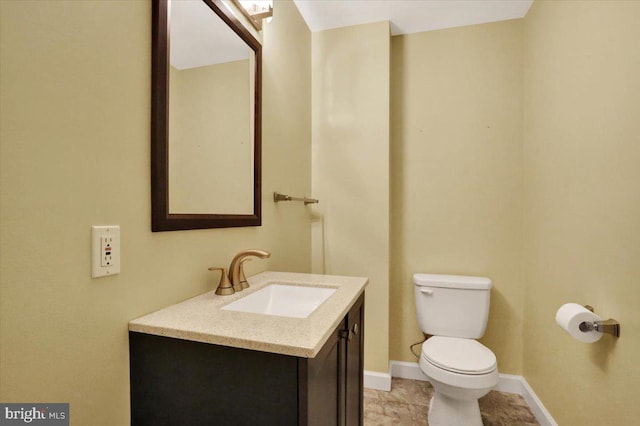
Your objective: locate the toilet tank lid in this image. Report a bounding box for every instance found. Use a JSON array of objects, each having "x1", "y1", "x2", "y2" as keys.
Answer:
[{"x1": 413, "y1": 273, "x2": 492, "y2": 289}]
